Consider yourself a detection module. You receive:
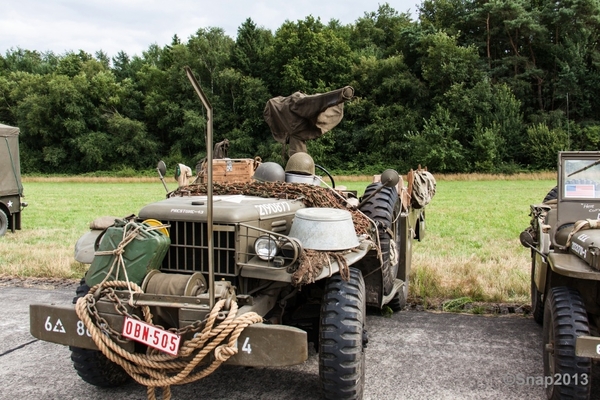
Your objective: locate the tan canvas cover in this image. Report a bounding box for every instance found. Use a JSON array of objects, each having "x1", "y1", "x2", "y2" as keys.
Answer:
[
  {"x1": 411, "y1": 170, "x2": 436, "y2": 209},
  {"x1": 0, "y1": 123, "x2": 23, "y2": 197},
  {"x1": 263, "y1": 86, "x2": 354, "y2": 156}
]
